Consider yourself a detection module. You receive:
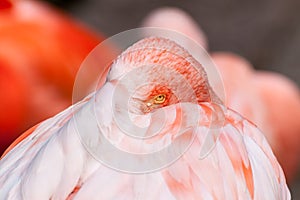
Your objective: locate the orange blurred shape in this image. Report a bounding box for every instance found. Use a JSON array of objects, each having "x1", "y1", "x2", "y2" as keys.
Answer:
[{"x1": 0, "y1": 0, "x2": 104, "y2": 153}]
